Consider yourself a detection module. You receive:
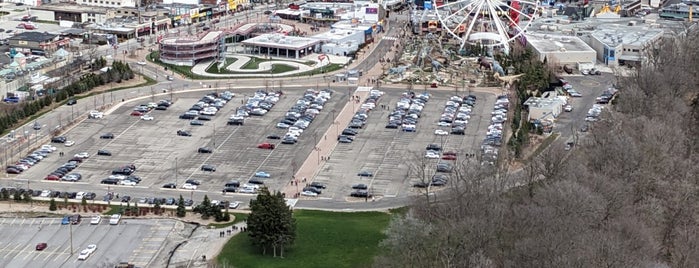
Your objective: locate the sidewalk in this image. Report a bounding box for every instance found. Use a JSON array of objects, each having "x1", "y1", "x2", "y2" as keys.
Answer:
[{"x1": 283, "y1": 87, "x2": 372, "y2": 198}]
